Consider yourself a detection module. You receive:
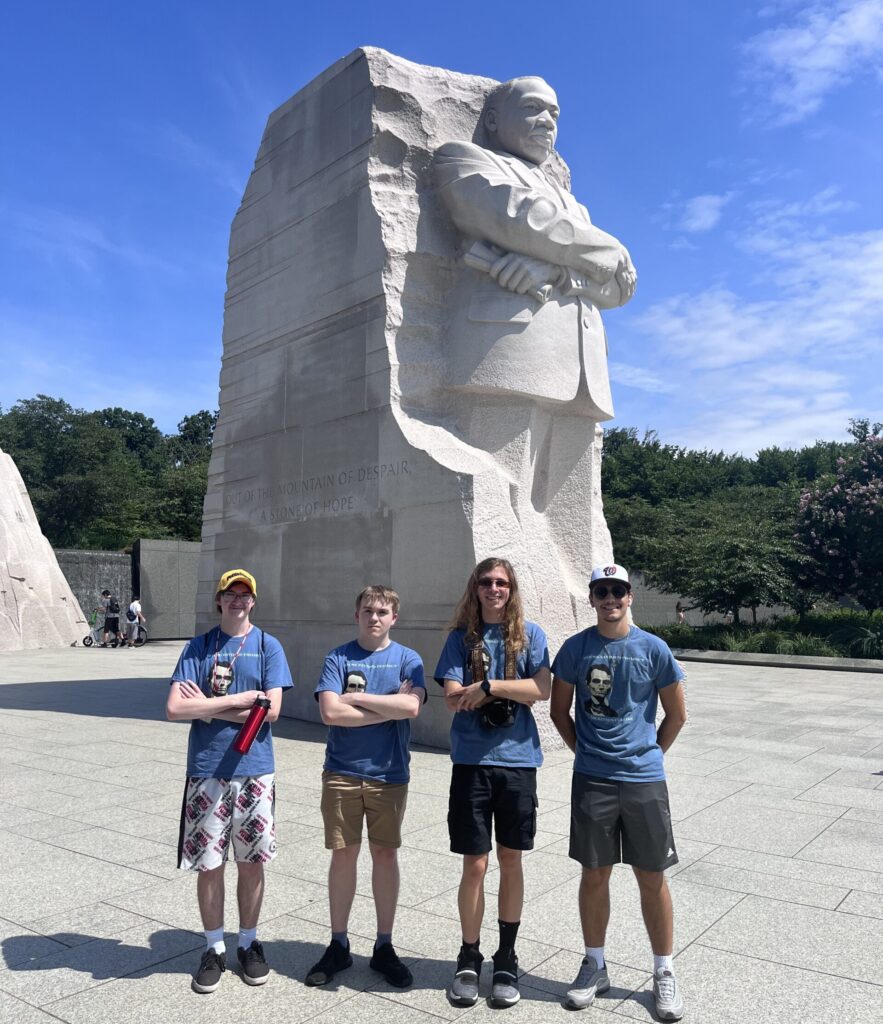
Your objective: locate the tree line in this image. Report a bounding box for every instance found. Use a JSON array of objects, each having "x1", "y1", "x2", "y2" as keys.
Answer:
[
  {"x1": 2, "y1": 395, "x2": 880, "y2": 618},
  {"x1": 602, "y1": 420, "x2": 882, "y2": 619},
  {"x1": 0, "y1": 395, "x2": 216, "y2": 550}
]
